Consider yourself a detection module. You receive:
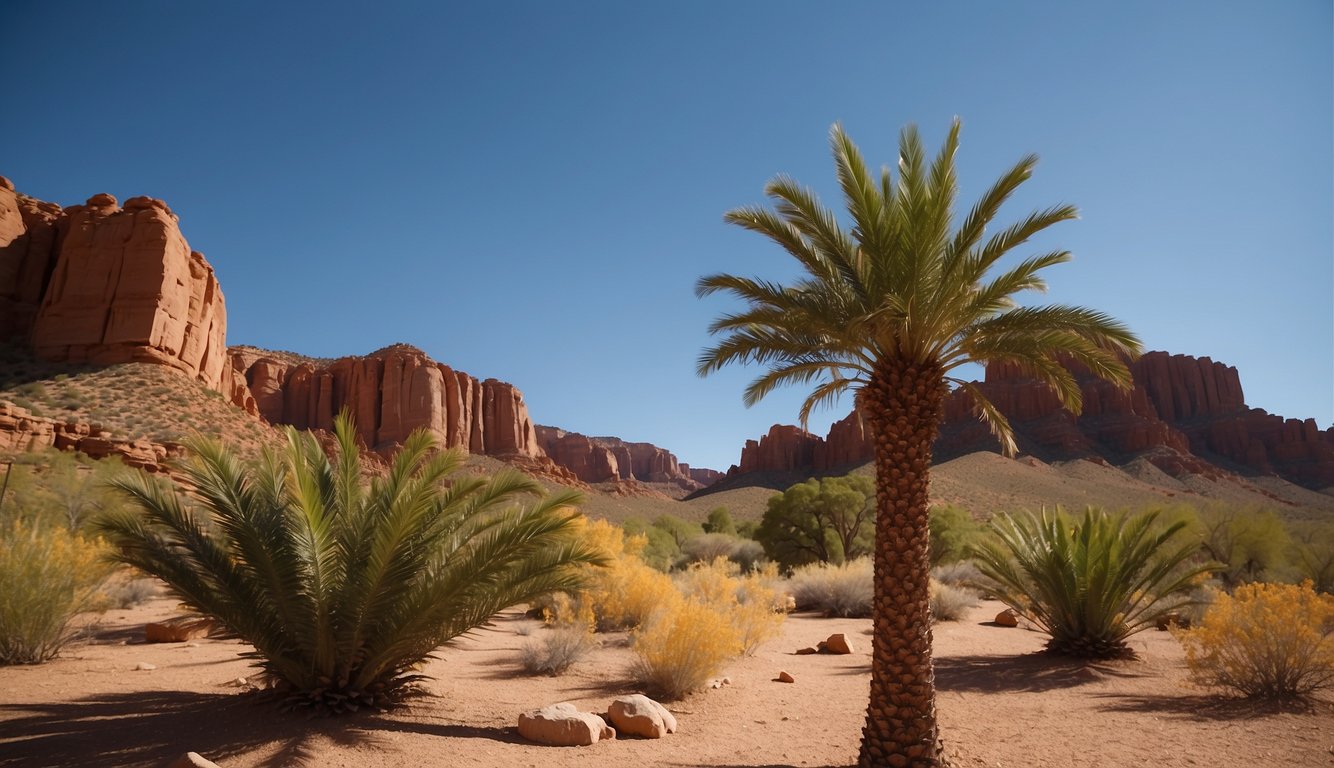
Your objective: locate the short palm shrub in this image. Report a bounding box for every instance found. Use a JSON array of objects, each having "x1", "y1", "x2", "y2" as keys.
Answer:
[
  {"x1": 971, "y1": 507, "x2": 1212, "y2": 659},
  {"x1": 1175, "y1": 581, "x2": 1334, "y2": 700},
  {"x1": 786, "y1": 557, "x2": 873, "y2": 617},
  {"x1": 631, "y1": 598, "x2": 740, "y2": 700},
  {"x1": 0, "y1": 518, "x2": 112, "y2": 664},
  {"x1": 97, "y1": 414, "x2": 604, "y2": 714}
]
